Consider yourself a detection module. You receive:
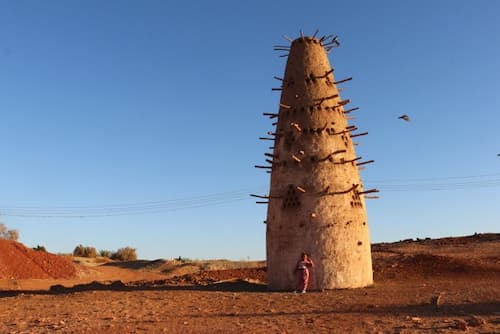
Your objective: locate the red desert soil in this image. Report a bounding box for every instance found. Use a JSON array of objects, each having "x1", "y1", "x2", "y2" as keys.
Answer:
[
  {"x1": 0, "y1": 240, "x2": 76, "y2": 280},
  {"x1": 0, "y1": 234, "x2": 499, "y2": 333}
]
